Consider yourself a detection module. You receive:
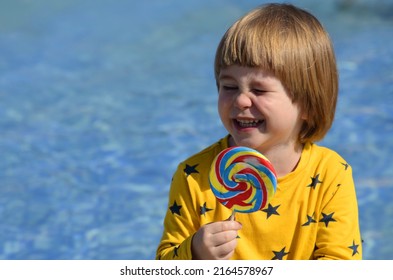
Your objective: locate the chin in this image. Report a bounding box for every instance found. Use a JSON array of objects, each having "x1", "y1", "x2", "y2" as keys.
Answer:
[{"x1": 231, "y1": 137, "x2": 258, "y2": 149}]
